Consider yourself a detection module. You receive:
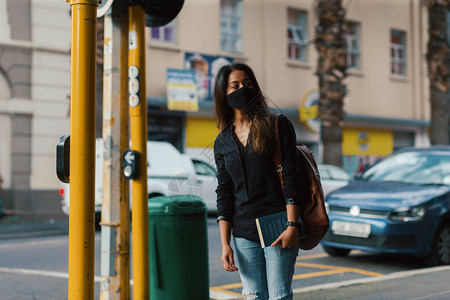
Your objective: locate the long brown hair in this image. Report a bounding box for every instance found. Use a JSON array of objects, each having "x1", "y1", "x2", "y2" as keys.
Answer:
[{"x1": 213, "y1": 62, "x2": 274, "y2": 157}]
